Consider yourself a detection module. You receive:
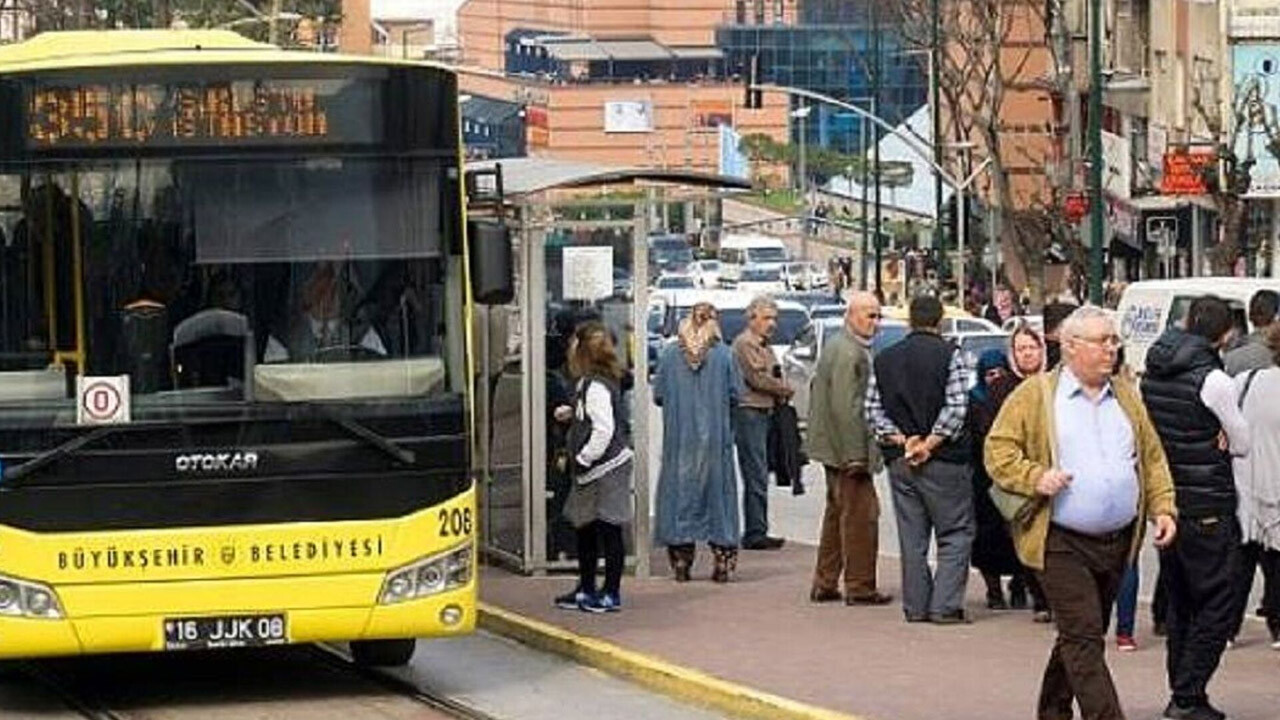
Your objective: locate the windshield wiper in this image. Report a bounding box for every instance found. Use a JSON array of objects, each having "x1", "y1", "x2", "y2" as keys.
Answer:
[
  {"x1": 315, "y1": 407, "x2": 416, "y2": 466},
  {"x1": 3, "y1": 426, "x2": 121, "y2": 483}
]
